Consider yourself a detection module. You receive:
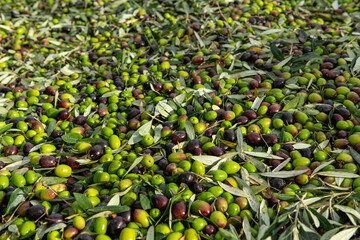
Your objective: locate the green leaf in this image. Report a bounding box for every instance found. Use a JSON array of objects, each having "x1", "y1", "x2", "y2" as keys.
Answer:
[
  {"x1": 74, "y1": 193, "x2": 93, "y2": 211},
  {"x1": 218, "y1": 181, "x2": 248, "y2": 198},
  {"x1": 270, "y1": 43, "x2": 284, "y2": 60},
  {"x1": 88, "y1": 206, "x2": 130, "y2": 214},
  {"x1": 124, "y1": 156, "x2": 144, "y2": 177},
  {"x1": 62, "y1": 133, "x2": 83, "y2": 144},
  {"x1": 46, "y1": 120, "x2": 56, "y2": 136},
  {"x1": 185, "y1": 121, "x2": 195, "y2": 140},
  {"x1": 320, "y1": 228, "x2": 340, "y2": 240},
  {"x1": 218, "y1": 228, "x2": 238, "y2": 240},
  {"x1": 153, "y1": 124, "x2": 162, "y2": 144},
  {"x1": 192, "y1": 155, "x2": 221, "y2": 166},
  {"x1": 38, "y1": 223, "x2": 67, "y2": 239},
  {"x1": 259, "y1": 169, "x2": 308, "y2": 178},
  {"x1": 282, "y1": 96, "x2": 299, "y2": 111},
  {"x1": 0, "y1": 123, "x2": 13, "y2": 134},
  {"x1": 316, "y1": 171, "x2": 360, "y2": 178},
  {"x1": 146, "y1": 226, "x2": 155, "y2": 240},
  {"x1": 41, "y1": 177, "x2": 67, "y2": 185},
  {"x1": 308, "y1": 208, "x2": 332, "y2": 230},
  {"x1": 140, "y1": 194, "x2": 151, "y2": 210},
  {"x1": 128, "y1": 121, "x2": 153, "y2": 145},
  {"x1": 293, "y1": 52, "x2": 319, "y2": 63},
  {"x1": 329, "y1": 227, "x2": 358, "y2": 240},
  {"x1": 5, "y1": 188, "x2": 27, "y2": 215},
  {"x1": 350, "y1": 148, "x2": 360, "y2": 166}
]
